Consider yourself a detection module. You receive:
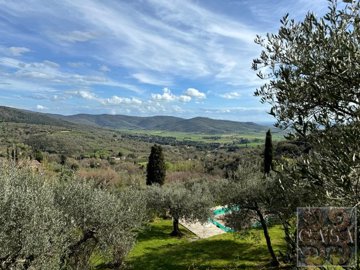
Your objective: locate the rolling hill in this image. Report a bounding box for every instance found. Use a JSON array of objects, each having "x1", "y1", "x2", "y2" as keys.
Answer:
[
  {"x1": 0, "y1": 106, "x2": 269, "y2": 134},
  {"x1": 0, "y1": 106, "x2": 74, "y2": 127},
  {"x1": 52, "y1": 113, "x2": 269, "y2": 134}
]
